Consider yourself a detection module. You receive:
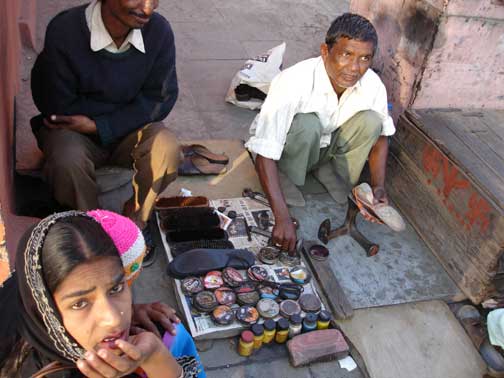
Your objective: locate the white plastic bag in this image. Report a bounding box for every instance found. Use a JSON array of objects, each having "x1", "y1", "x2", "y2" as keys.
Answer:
[{"x1": 225, "y1": 42, "x2": 286, "y2": 110}]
